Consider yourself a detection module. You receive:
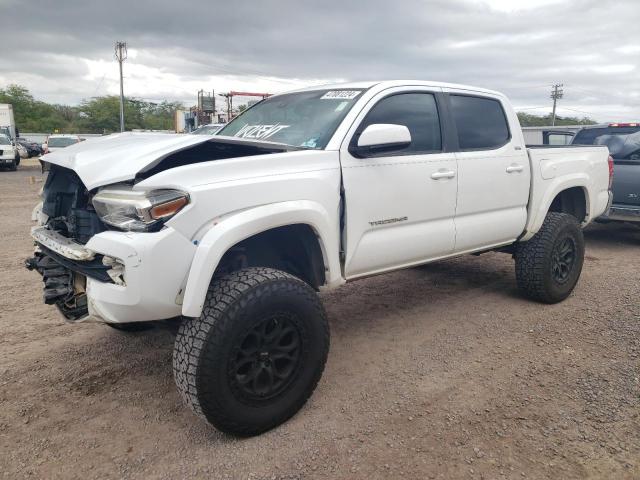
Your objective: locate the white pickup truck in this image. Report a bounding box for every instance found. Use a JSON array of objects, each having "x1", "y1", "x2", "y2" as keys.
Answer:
[{"x1": 27, "y1": 81, "x2": 612, "y2": 436}]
